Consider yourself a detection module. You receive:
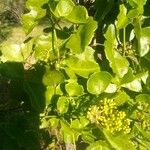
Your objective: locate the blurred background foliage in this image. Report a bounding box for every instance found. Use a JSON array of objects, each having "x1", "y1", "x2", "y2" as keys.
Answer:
[{"x1": 0, "y1": 0, "x2": 26, "y2": 42}]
